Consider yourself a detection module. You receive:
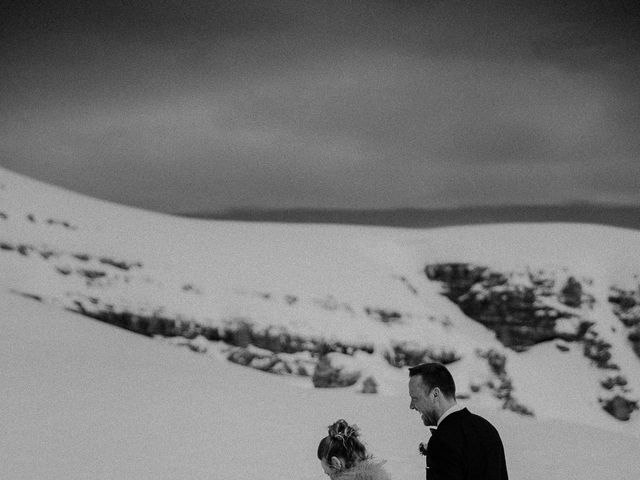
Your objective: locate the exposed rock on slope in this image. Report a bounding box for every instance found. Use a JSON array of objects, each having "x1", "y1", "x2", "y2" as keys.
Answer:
[
  {"x1": 426, "y1": 262, "x2": 639, "y2": 421},
  {"x1": 425, "y1": 263, "x2": 592, "y2": 350}
]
